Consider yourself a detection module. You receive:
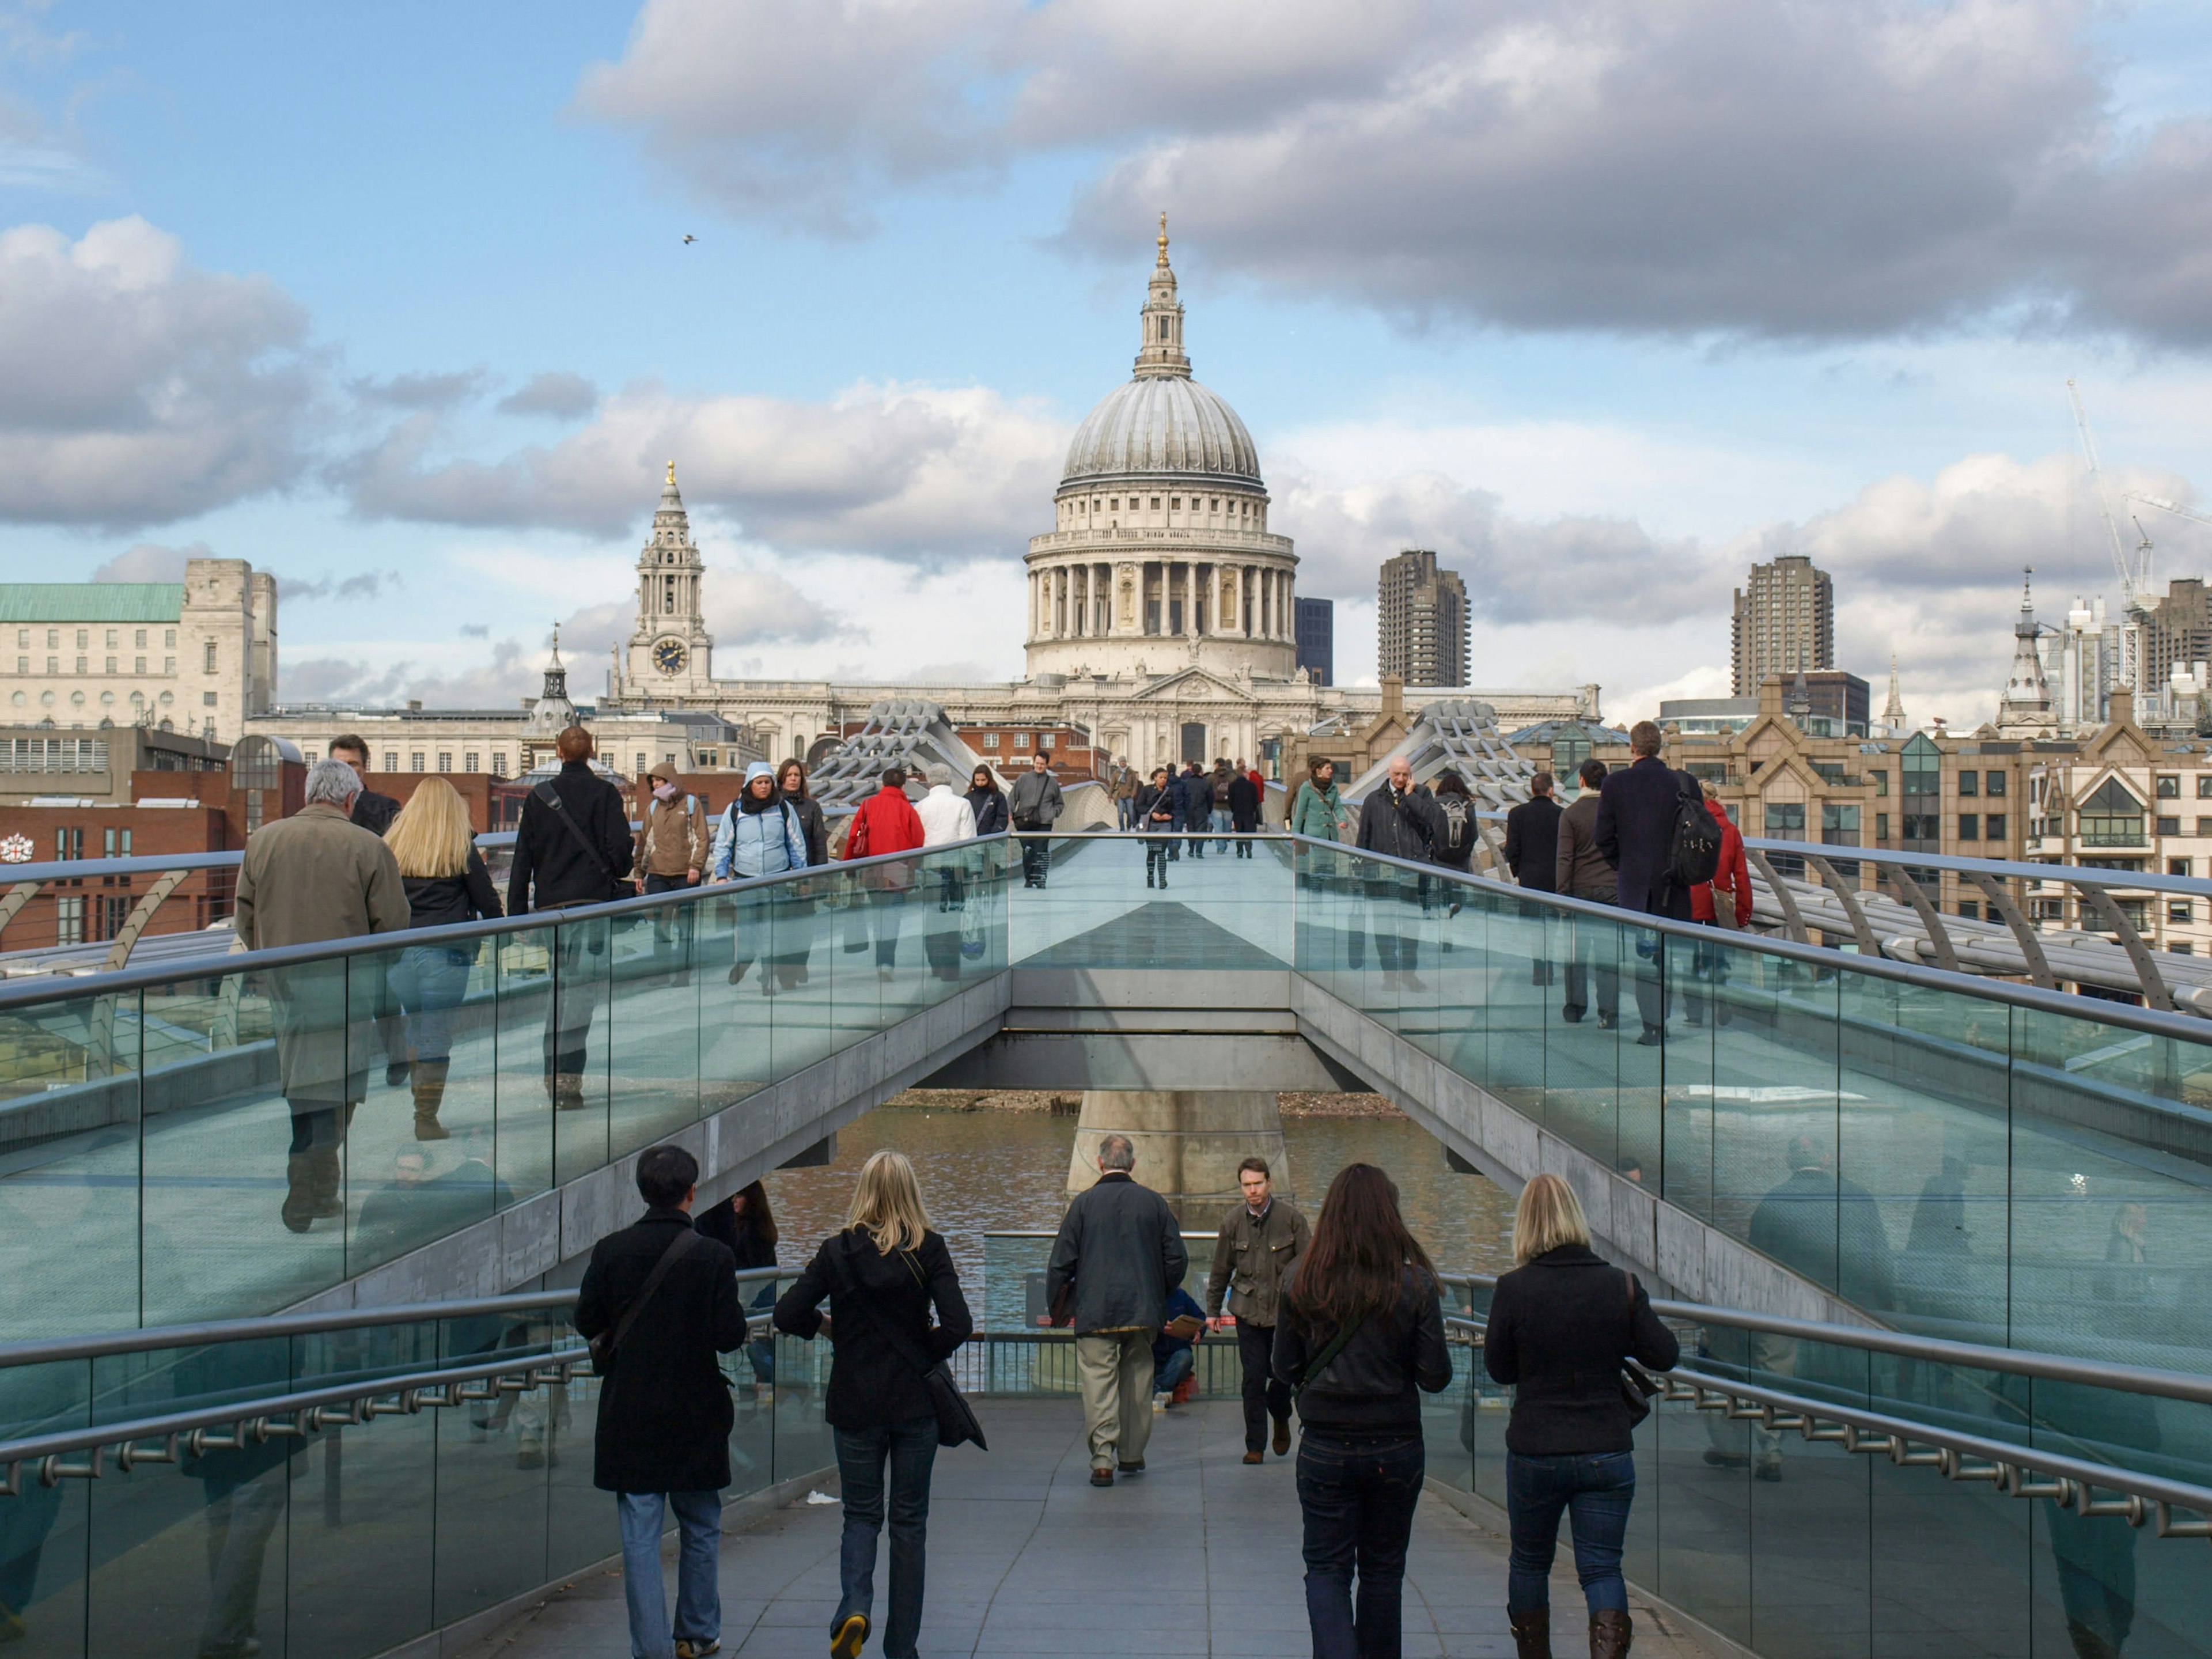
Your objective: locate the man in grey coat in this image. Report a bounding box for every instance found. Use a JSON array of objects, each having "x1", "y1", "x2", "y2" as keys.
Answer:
[
  {"x1": 234, "y1": 757, "x2": 411, "y2": 1232},
  {"x1": 1045, "y1": 1134, "x2": 1188, "y2": 1486},
  {"x1": 1006, "y1": 752, "x2": 1063, "y2": 889}
]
